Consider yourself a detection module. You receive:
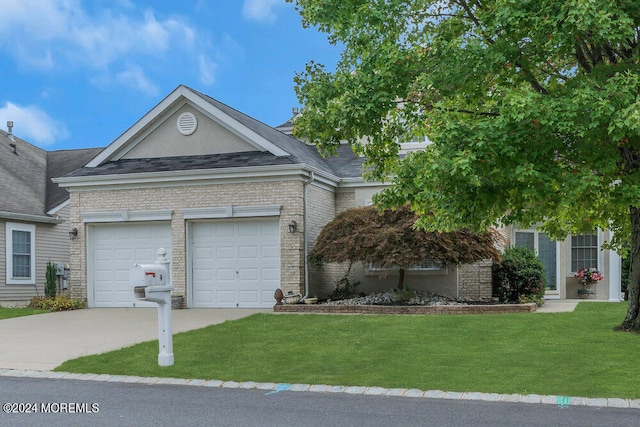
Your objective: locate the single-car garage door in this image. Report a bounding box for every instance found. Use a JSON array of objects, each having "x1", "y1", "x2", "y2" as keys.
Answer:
[
  {"x1": 190, "y1": 218, "x2": 280, "y2": 308},
  {"x1": 90, "y1": 222, "x2": 172, "y2": 308}
]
